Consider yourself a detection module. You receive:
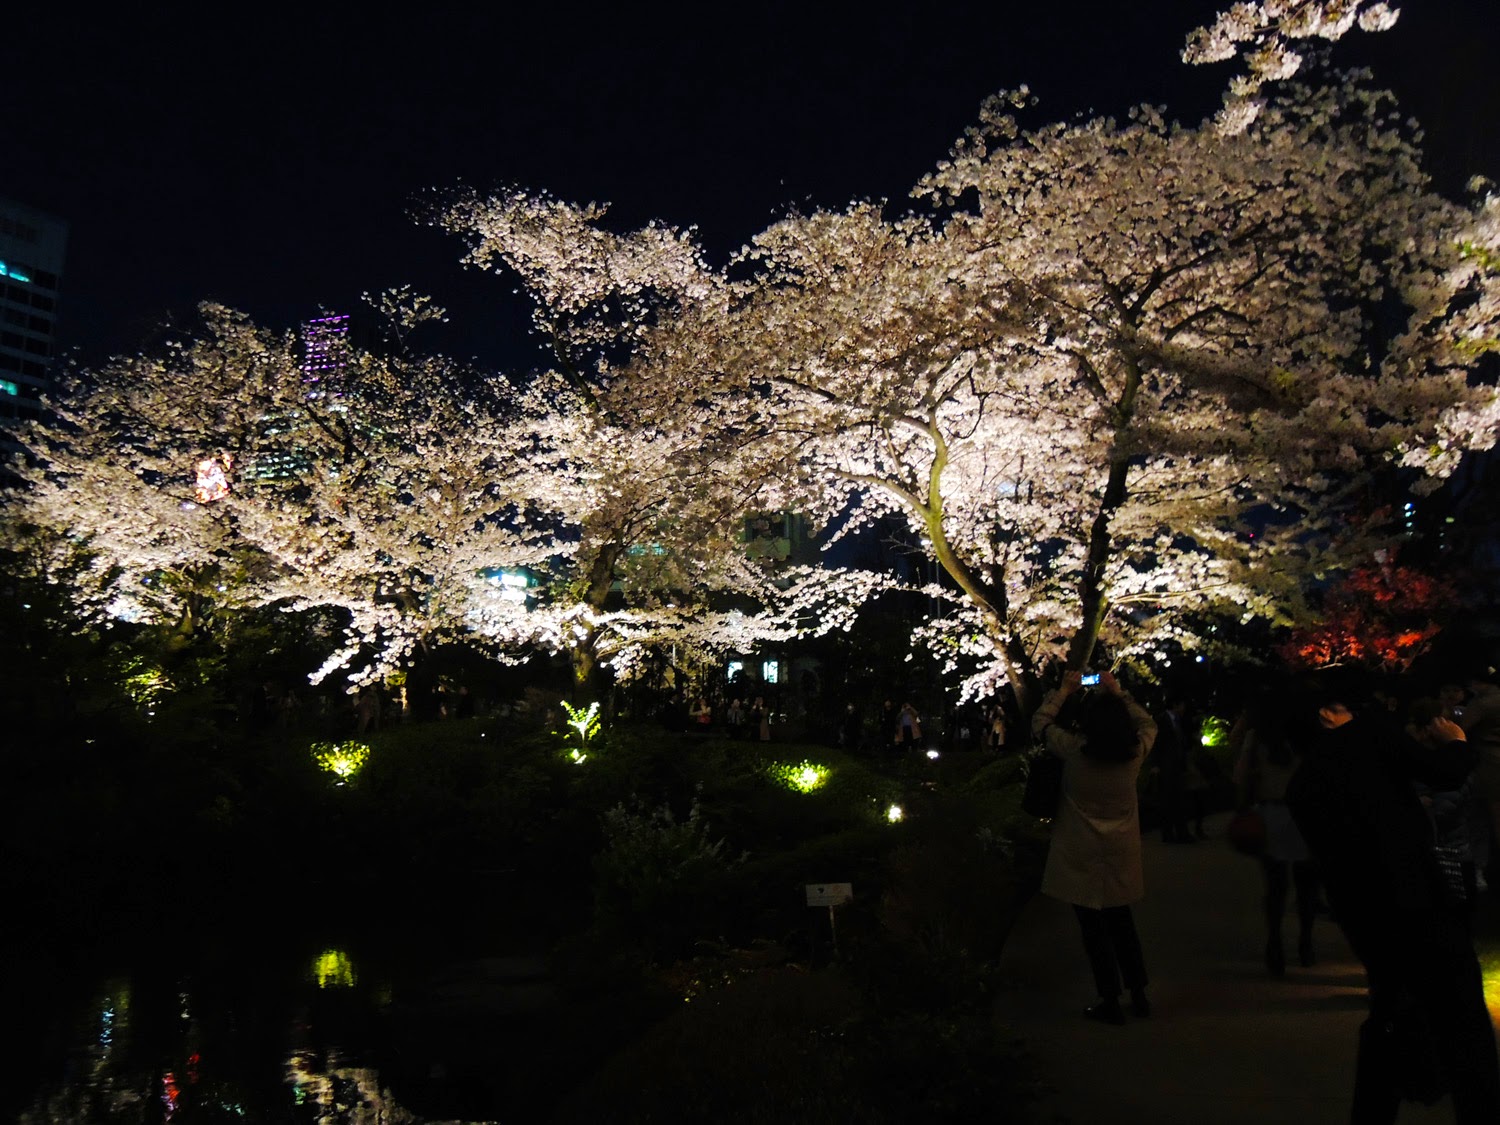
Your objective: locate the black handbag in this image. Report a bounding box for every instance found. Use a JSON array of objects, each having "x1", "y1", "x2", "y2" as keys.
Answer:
[{"x1": 1021, "y1": 751, "x2": 1064, "y2": 818}]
